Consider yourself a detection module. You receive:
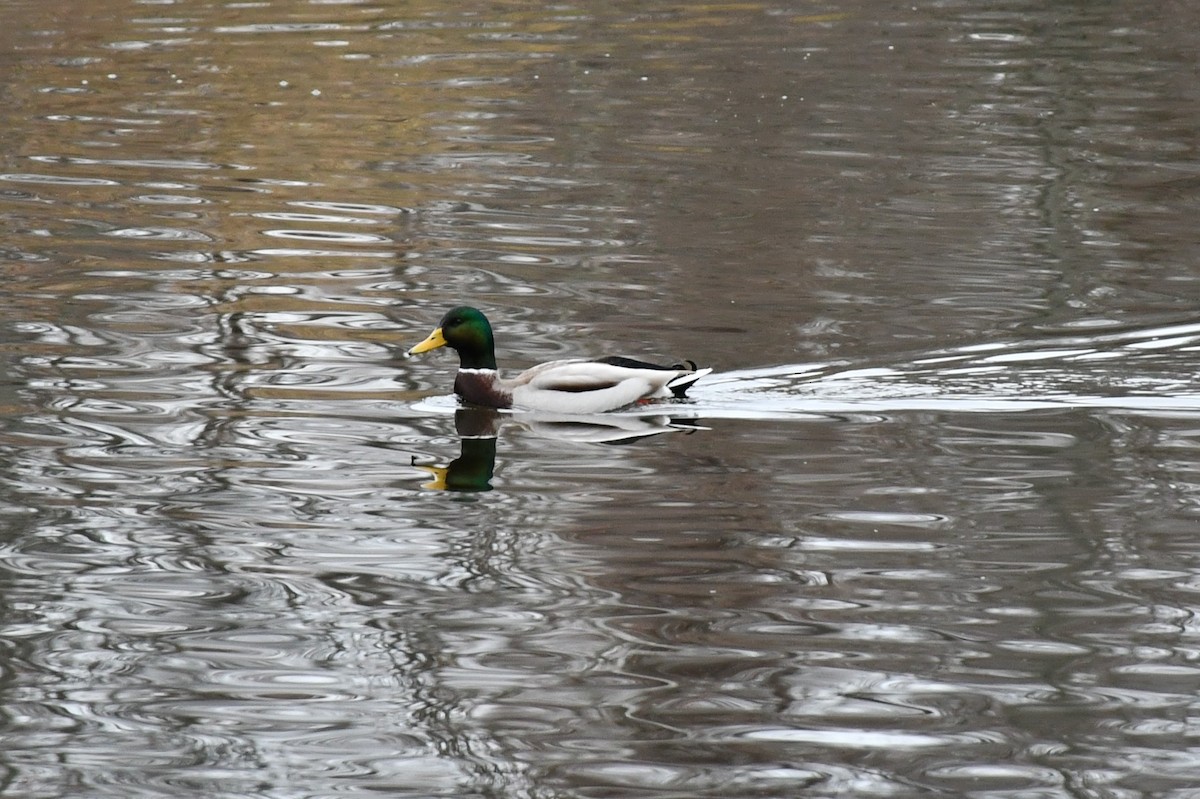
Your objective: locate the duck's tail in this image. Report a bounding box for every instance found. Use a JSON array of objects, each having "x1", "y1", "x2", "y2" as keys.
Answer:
[
  {"x1": 591, "y1": 356, "x2": 711, "y2": 398},
  {"x1": 666, "y1": 366, "x2": 713, "y2": 398}
]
